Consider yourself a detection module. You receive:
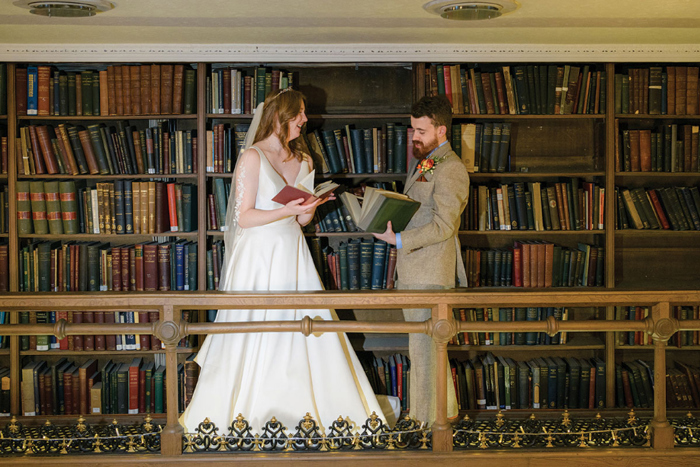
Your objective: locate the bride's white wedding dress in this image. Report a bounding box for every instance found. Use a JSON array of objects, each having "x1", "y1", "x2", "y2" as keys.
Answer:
[{"x1": 180, "y1": 146, "x2": 383, "y2": 434}]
